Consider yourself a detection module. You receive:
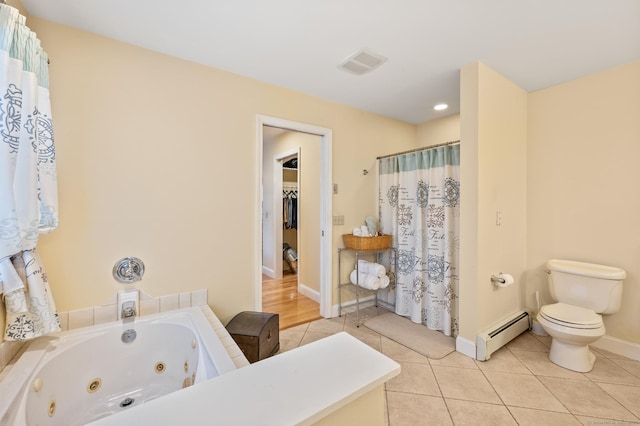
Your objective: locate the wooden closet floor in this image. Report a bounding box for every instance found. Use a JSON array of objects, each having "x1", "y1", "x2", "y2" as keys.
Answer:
[{"x1": 262, "y1": 272, "x2": 321, "y2": 330}]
